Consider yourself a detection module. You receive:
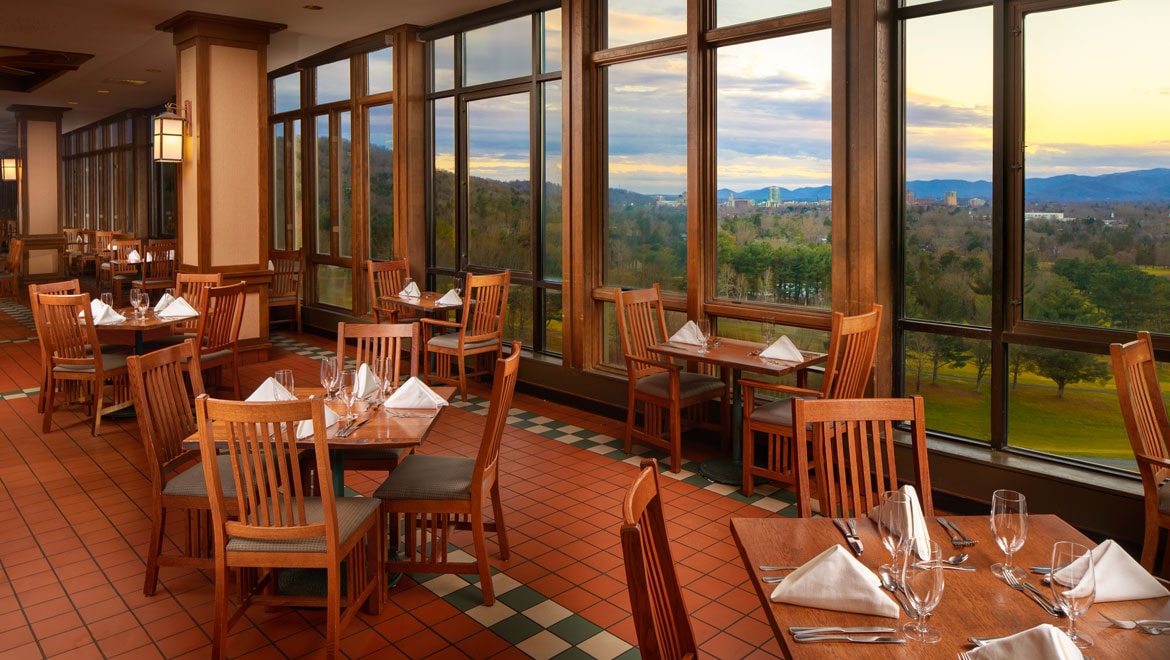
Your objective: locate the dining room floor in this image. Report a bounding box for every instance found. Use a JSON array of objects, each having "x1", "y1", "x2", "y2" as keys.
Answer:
[{"x1": 0, "y1": 297, "x2": 798, "y2": 659}]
